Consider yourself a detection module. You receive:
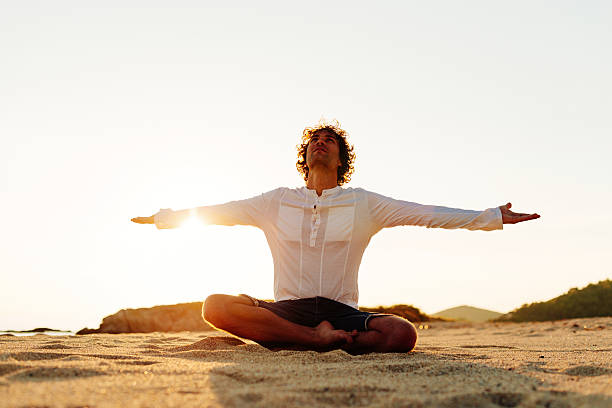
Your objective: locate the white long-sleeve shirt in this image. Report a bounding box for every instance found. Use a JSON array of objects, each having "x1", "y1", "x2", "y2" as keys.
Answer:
[{"x1": 155, "y1": 186, "x2": 503, "y2": 309}]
